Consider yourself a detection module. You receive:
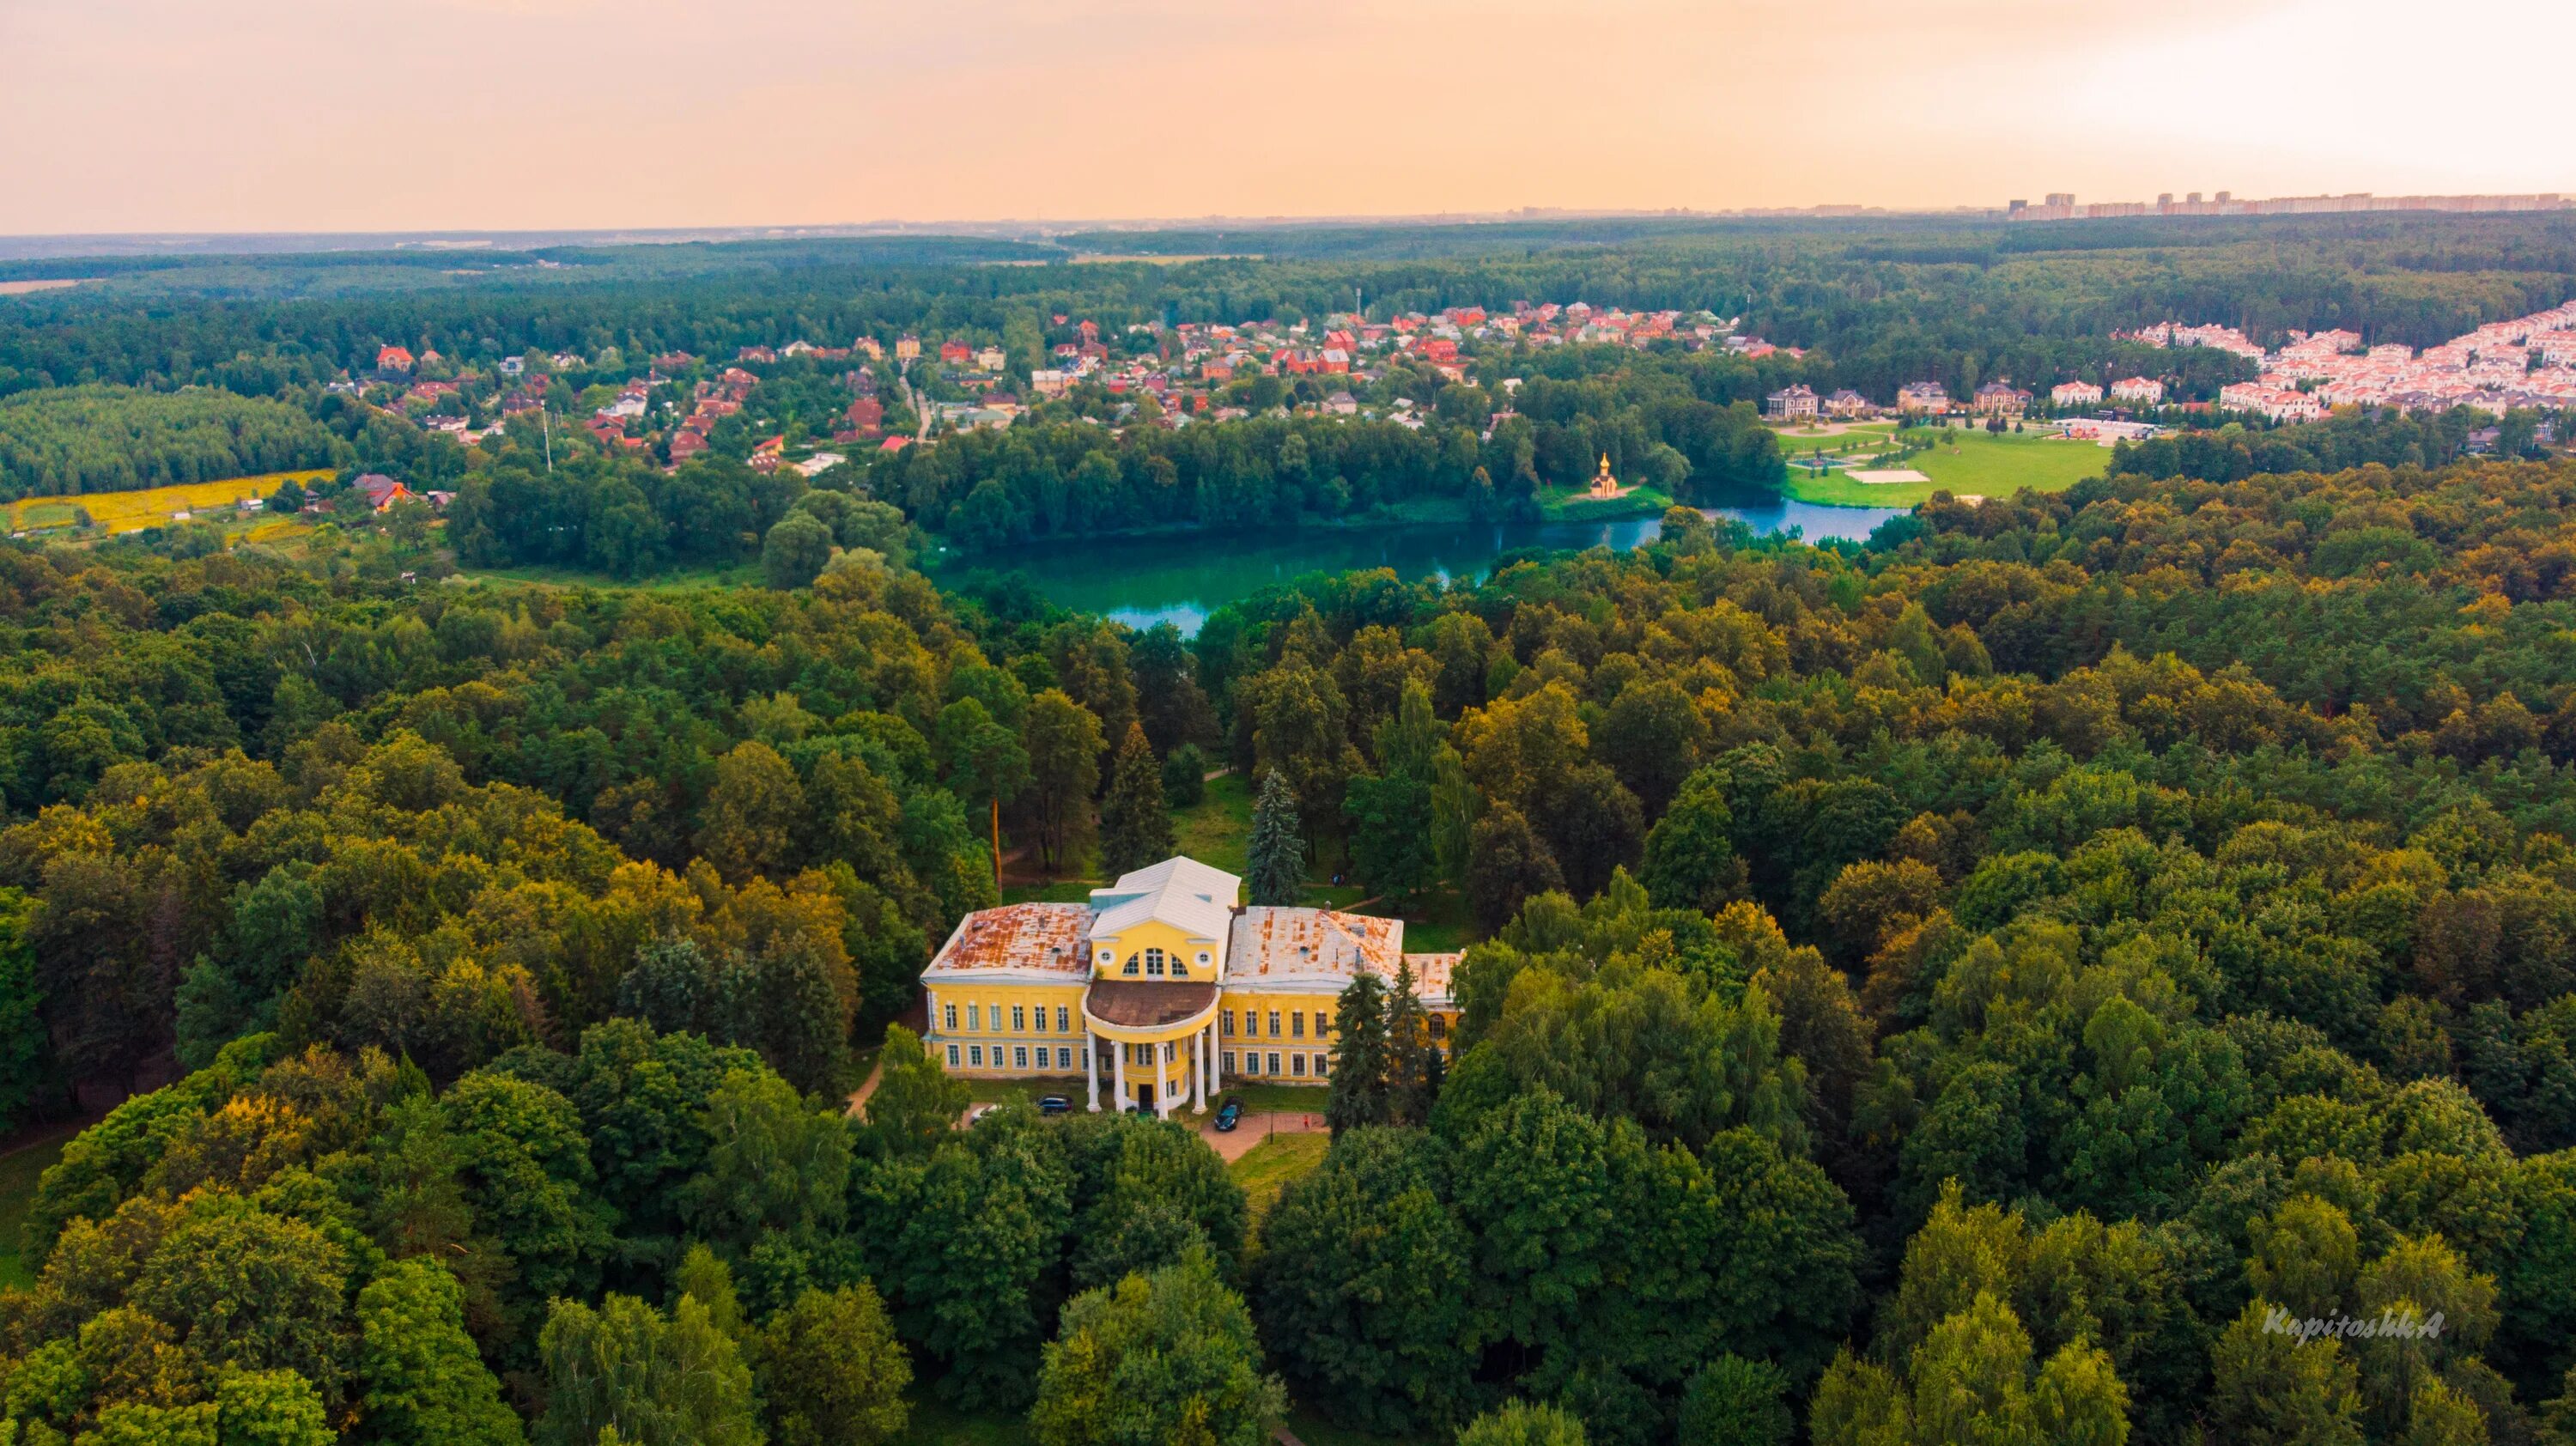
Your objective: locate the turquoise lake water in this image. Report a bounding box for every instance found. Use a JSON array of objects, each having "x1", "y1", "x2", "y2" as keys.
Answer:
[{"x1": 937, "y1": 498, "x2": 1904, "y2": 635}]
